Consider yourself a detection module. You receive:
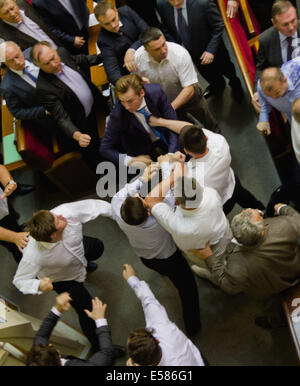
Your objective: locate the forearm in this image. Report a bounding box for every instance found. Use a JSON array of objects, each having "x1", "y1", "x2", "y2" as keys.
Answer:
[
  {"x1": 0, "y1": 165, "x2": 13, "y2": 188},
  {"x1": 152, "y1": 117, "x2": 191, "y2": 134},
  {"x1": 0, "y1": 226, "x2": 17, "y2": 243},
  {"x1": 171, "y1": 86, "x2": 194, "y2": 111}
]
